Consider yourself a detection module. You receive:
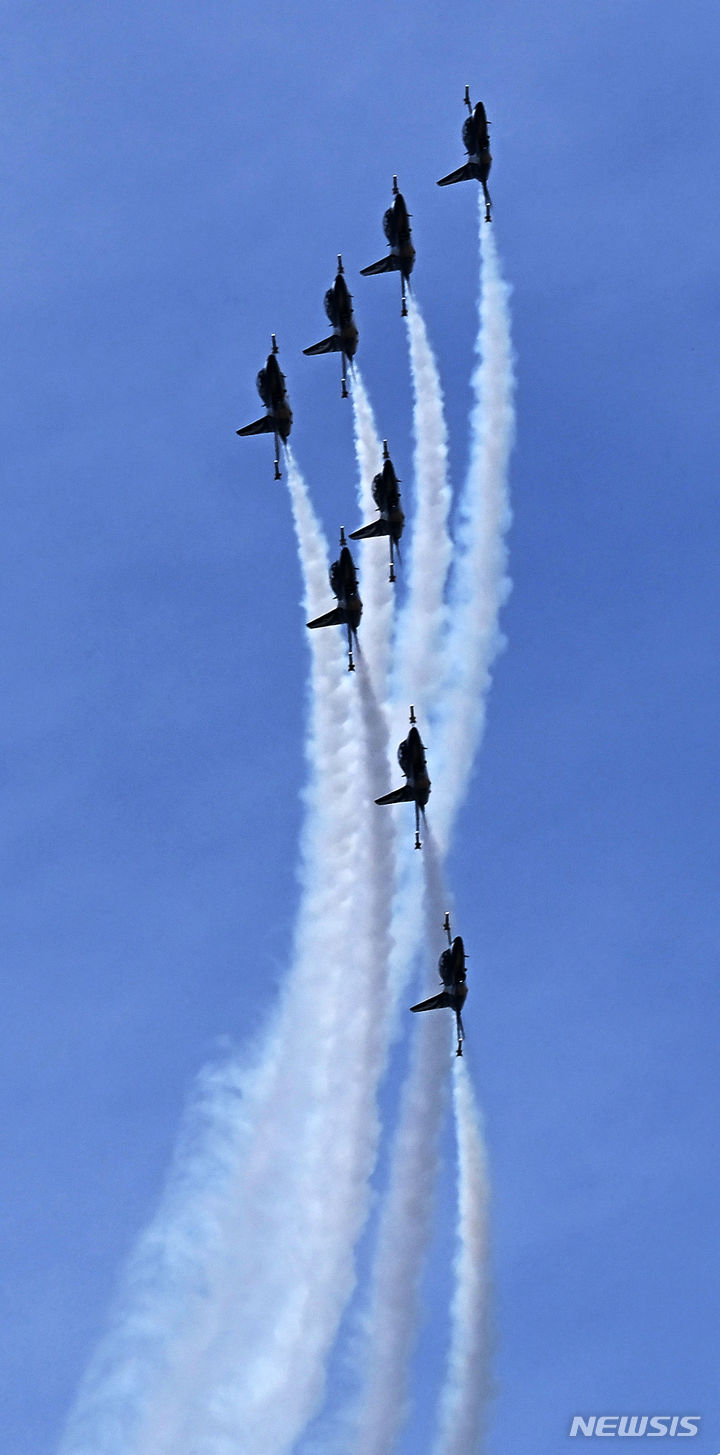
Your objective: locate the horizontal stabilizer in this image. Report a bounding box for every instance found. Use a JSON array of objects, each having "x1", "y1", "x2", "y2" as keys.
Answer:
[
  {"x1": 349, "y1": 520, "x2": 391, "y2": 540},
  {"x1": 236, "y1": 415, "x2": 274, "y2": 436},
  {"x1": 375, "y1": 785, "x2": 415, "y2": 806},
  {"x1": 437, "y1": 162, "x2": 476, "y2": 187},
  {"x1": 303, "y1": 336, "x2": 342, "y2": 356},
  {"x1": 410, "y1": 991, "x2": 454, "y2": 1014},
  {"x1": 307, "y1": 606, "x2": 347, "y2": 630},
  {"x1": 360, "y1": 255, "x2": 401, "y2": 276}
]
